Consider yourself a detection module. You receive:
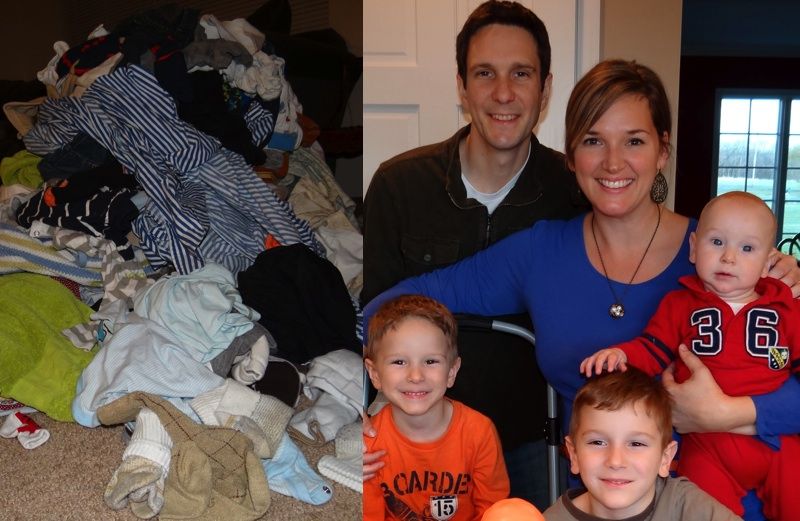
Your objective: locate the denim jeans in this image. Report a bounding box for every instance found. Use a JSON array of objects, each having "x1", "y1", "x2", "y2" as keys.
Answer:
[{"x1": 38, "y1": 131, "x2": 116, "y2": 180}]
